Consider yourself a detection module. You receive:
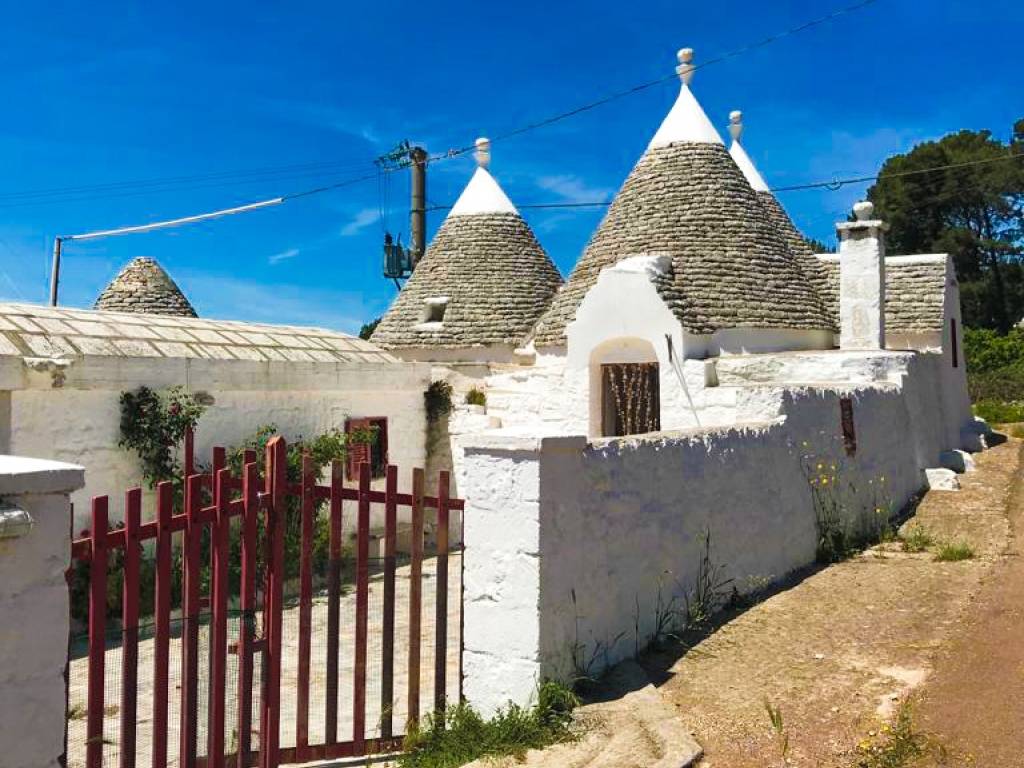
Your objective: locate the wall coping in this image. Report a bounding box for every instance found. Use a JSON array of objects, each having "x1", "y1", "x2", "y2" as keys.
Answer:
[{"x1": 0, "y1": 456, "x2": 85, "y2": 495}]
